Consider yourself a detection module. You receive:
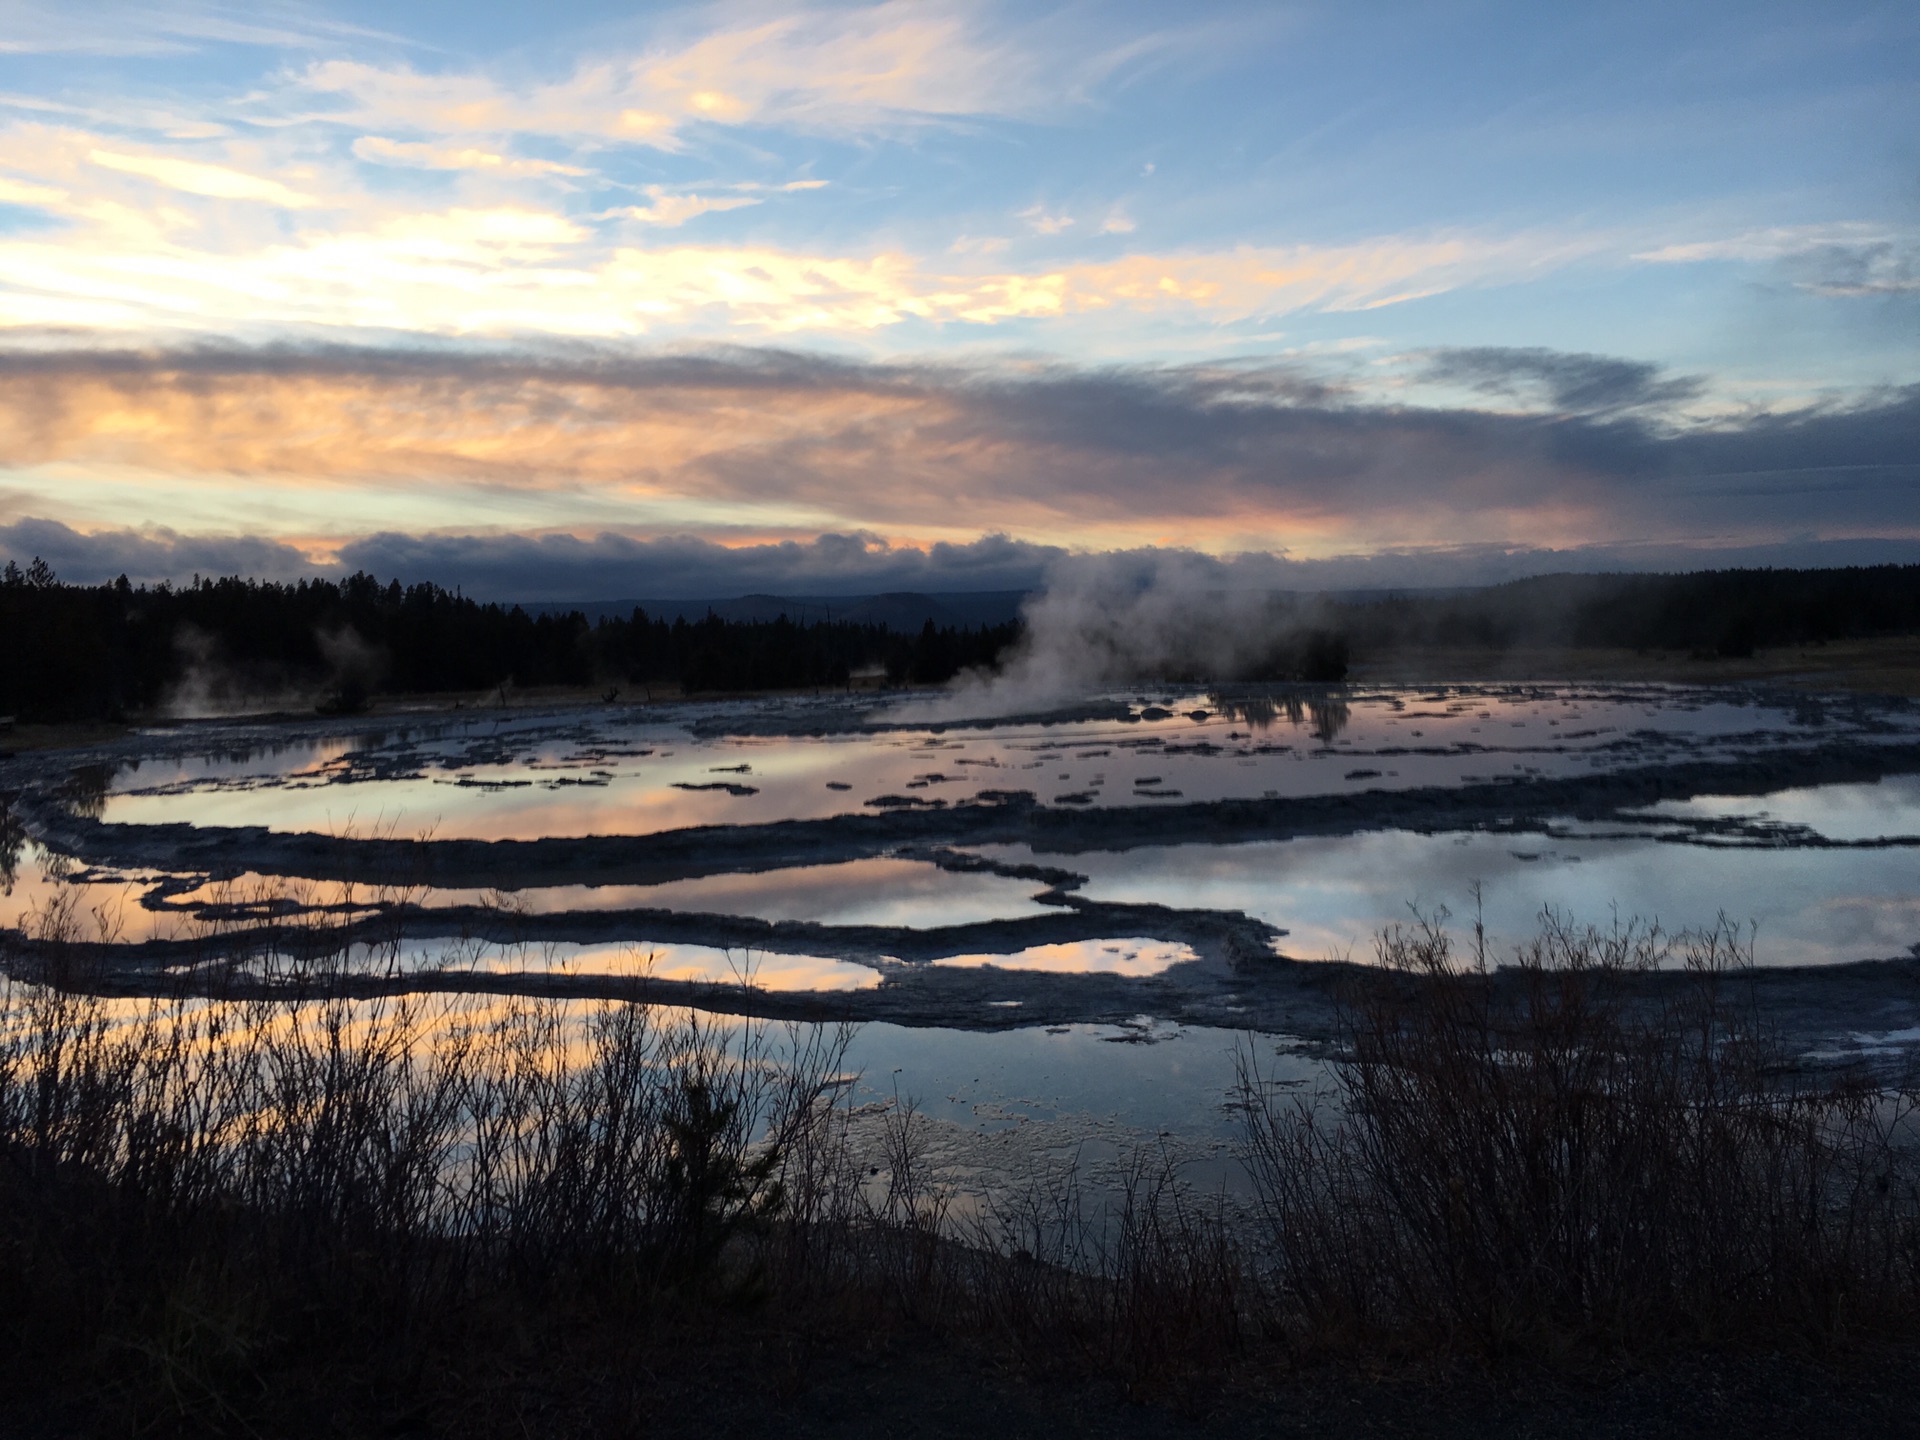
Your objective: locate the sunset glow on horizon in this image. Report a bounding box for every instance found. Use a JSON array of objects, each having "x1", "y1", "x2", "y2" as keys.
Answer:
[{"x1": 1, "y1": 1, "x2": 1914, "y2": 597}]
